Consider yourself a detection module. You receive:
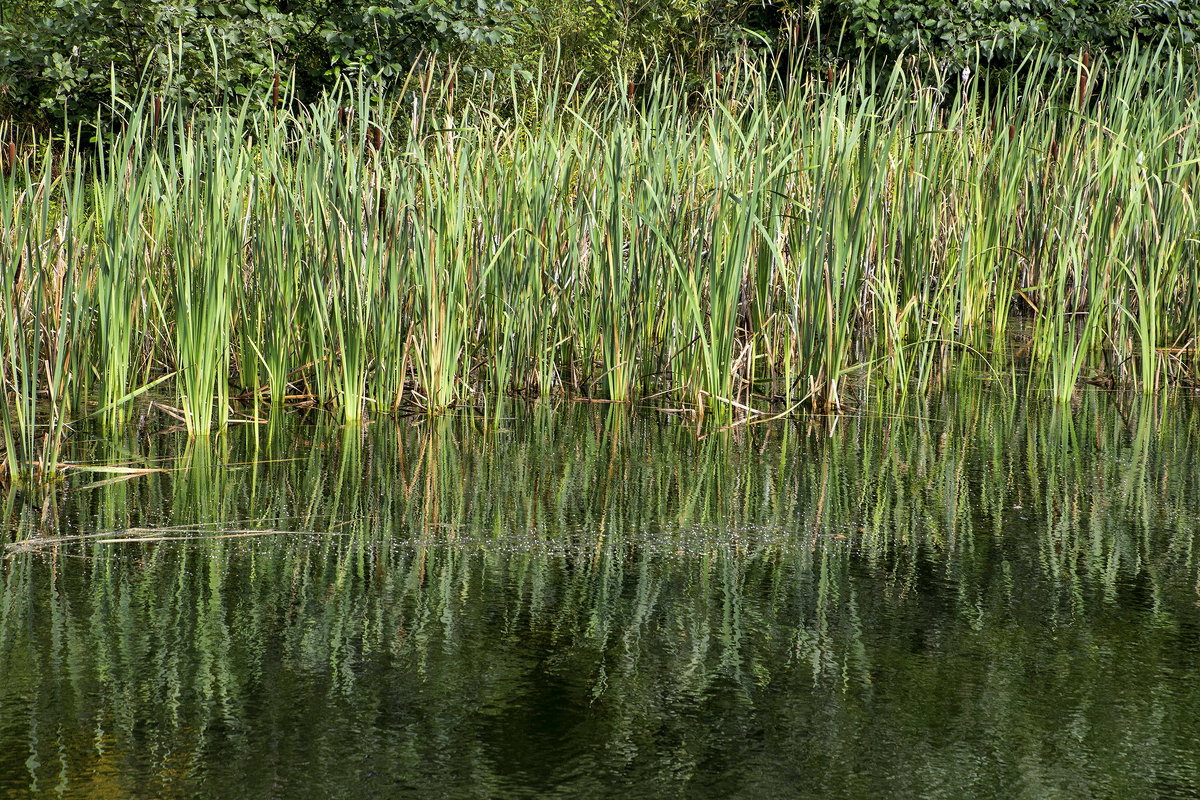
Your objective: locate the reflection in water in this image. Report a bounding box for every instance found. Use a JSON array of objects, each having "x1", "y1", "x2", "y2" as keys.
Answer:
[{"x1": 2, "y1": 390, "x2": 1200, "y2": 798}]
